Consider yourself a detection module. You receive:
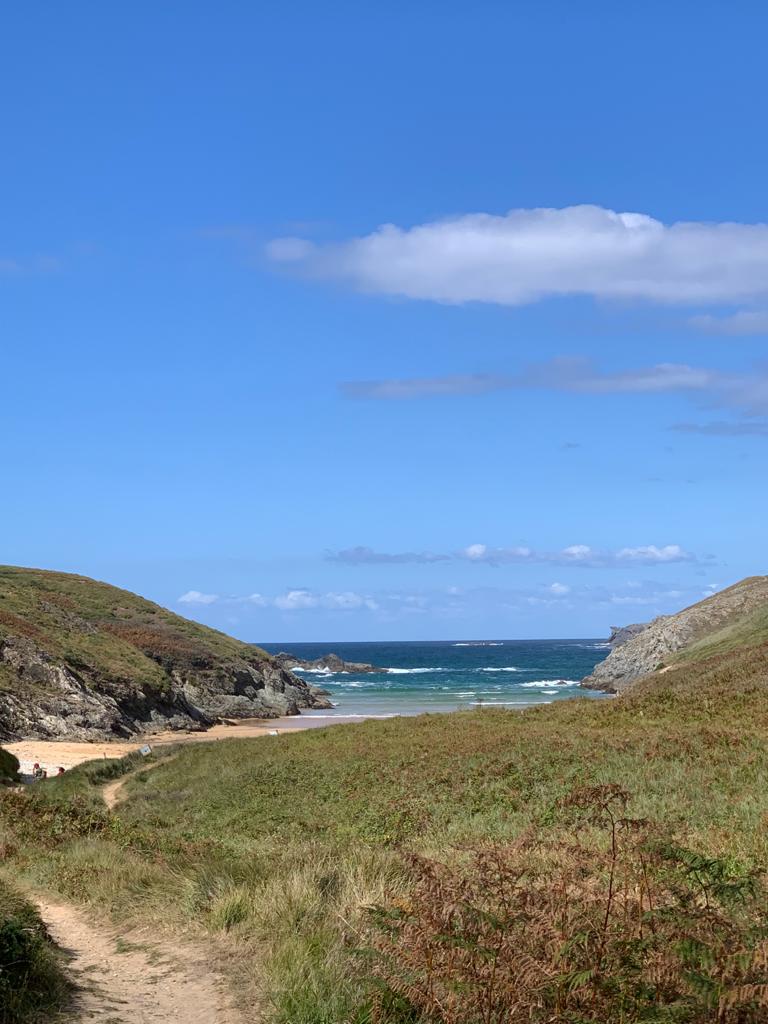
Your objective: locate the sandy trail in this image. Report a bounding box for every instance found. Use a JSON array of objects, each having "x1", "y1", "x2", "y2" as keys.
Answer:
[
  {"x1": 5, "y1": 712, "x2": 368, "y2": 775},
  {"x1": 102, "y1": 758, "x2": 171, "y2": 810},
  {"x1": 39, "y1": 899, "x2": 242, "y2": 1023}
]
